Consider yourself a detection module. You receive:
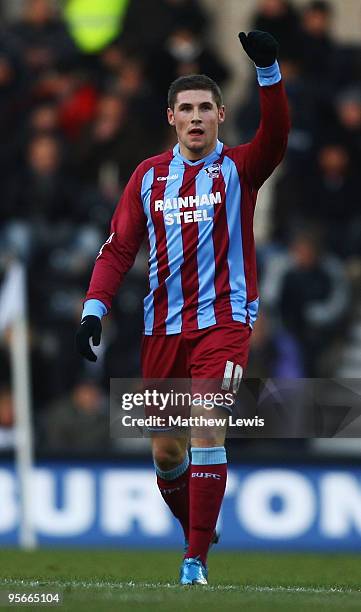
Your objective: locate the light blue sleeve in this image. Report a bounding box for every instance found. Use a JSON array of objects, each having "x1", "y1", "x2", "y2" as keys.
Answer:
[
  {"x1": 256, "y1": 60, "x2": 282, "y2": 87},
  {"x1": 82, "y1": 299, "x2": 108, "y2": 320}
]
